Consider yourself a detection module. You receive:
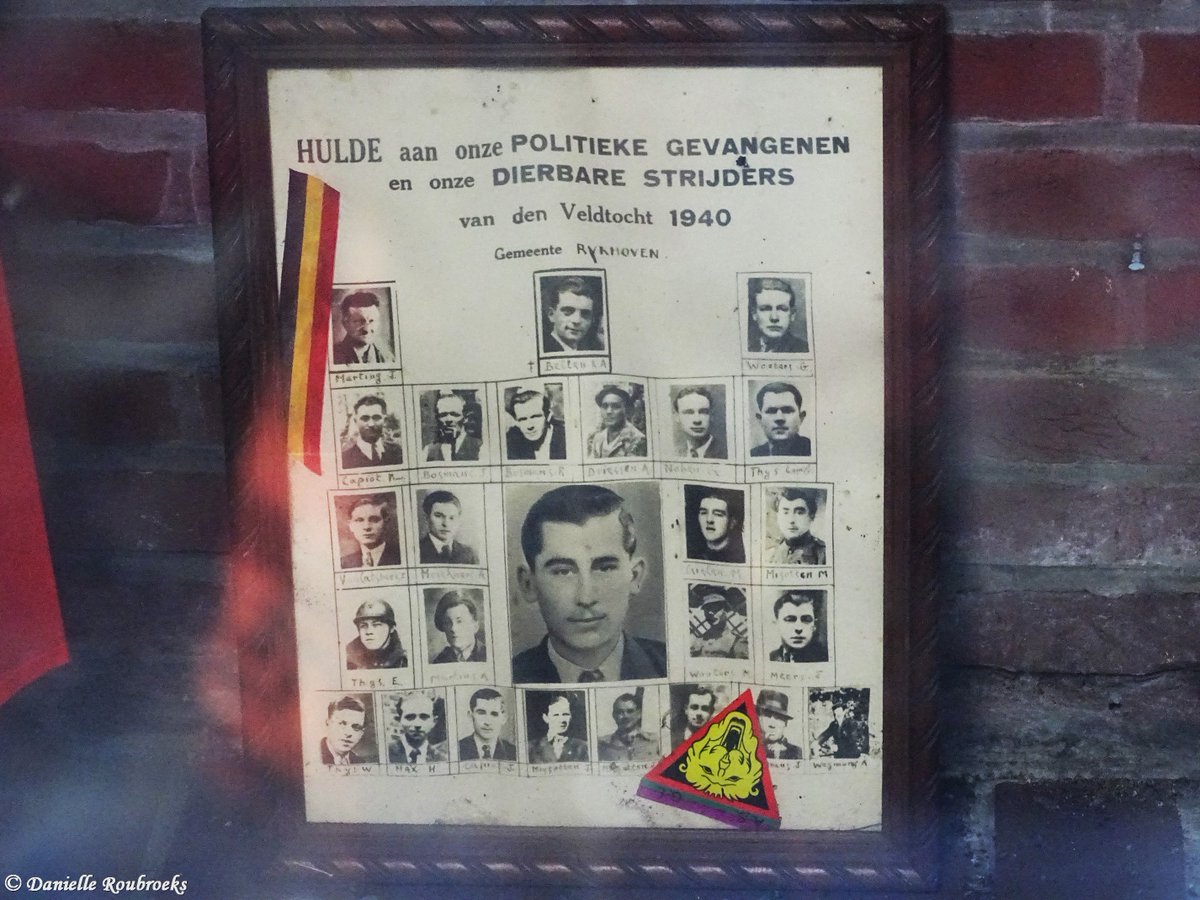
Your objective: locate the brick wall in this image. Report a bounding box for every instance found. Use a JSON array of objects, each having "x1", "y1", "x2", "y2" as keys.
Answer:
[{"x1": 0, "y1": 4, "x2": 1197, "y2": 896}]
